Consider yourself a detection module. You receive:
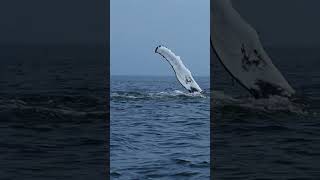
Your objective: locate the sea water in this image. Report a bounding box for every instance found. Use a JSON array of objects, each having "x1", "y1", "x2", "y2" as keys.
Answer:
[
  {"x1": 0, "y1": 44, "x2": 108, "y2": 179},
  {"x1": 212, "y1": 47, "x2": 320, "y2": 179},
  {"x1": 111, "y1": 76, "x2": 210, "y2": 179}
]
